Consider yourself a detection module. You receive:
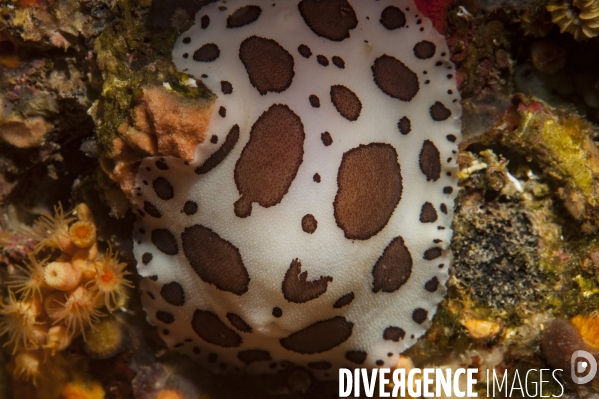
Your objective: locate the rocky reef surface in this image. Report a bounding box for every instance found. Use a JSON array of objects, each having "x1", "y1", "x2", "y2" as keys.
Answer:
[{"x1": 1, "y1": 0, "x2": 599, "y2": 398}]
